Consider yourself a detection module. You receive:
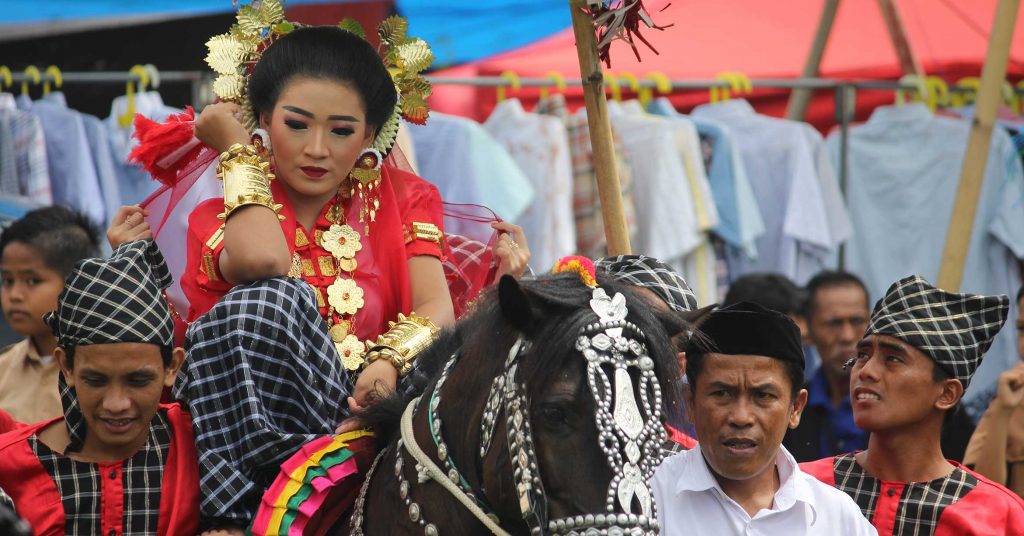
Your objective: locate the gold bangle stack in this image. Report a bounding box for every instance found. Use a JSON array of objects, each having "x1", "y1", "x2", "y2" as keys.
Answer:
[
  {"x1": 363, "y1": 312, "x2": 440, "y2": 376},
  {"x1": 217, "y1": 143, "x2": 284, "y2": 221}
]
